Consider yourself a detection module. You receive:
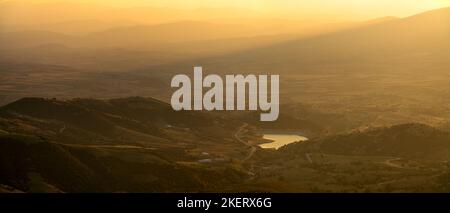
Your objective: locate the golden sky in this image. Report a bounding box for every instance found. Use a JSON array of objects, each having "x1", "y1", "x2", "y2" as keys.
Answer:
[{"x1": 8, "y1": 0, "x2": 450, "y2": 20}]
